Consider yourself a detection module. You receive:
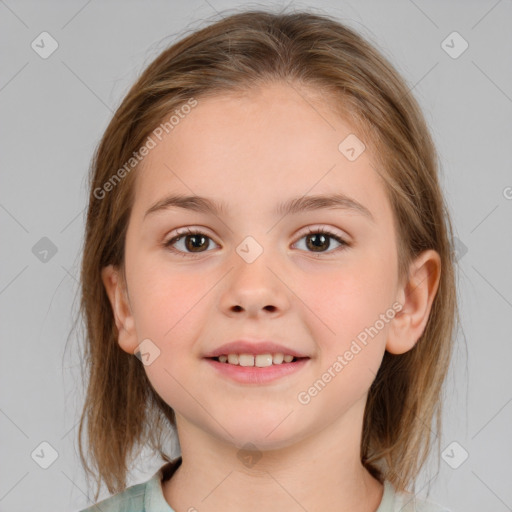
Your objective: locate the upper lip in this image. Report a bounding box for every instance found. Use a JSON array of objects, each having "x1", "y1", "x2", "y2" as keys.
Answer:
[{"x1": 204, "y1": 340, "x2": 309, "y2": 358}]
